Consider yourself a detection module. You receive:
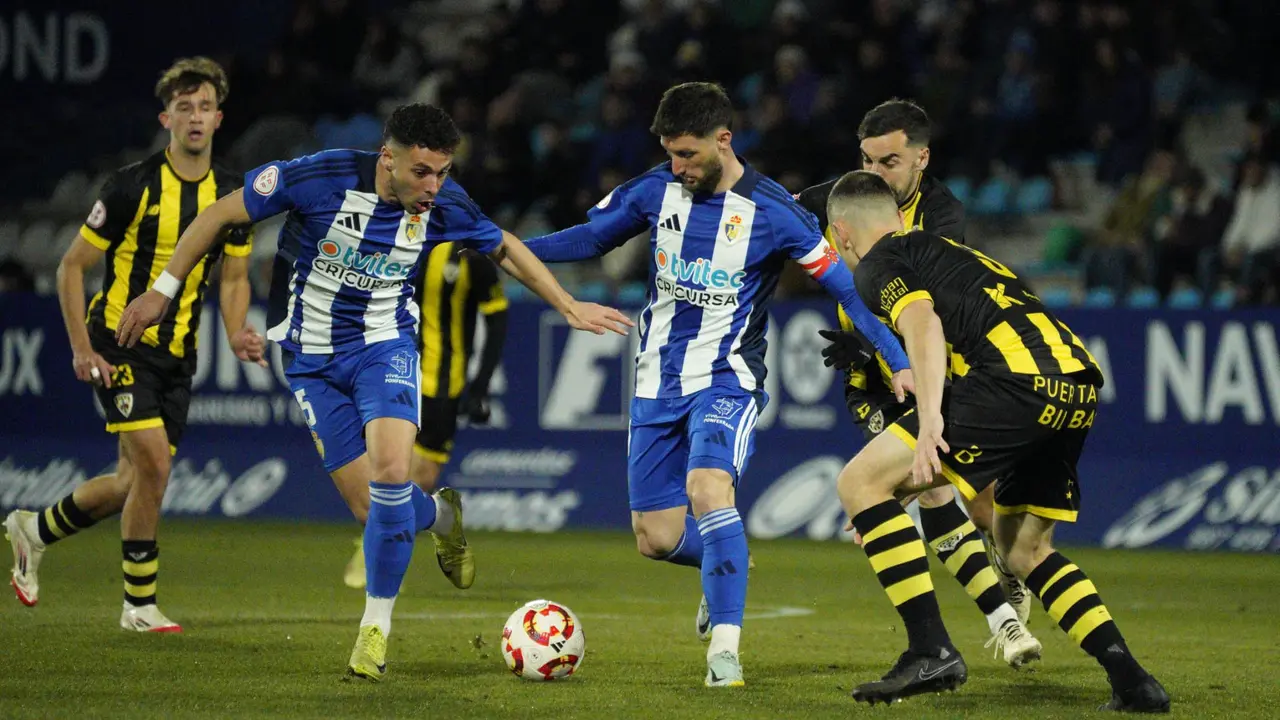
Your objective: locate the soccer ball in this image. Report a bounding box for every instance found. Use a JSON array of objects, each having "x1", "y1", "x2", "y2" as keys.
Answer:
[{"x1": 501, "y1": 599, "x2": 585, "y2": 681}]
